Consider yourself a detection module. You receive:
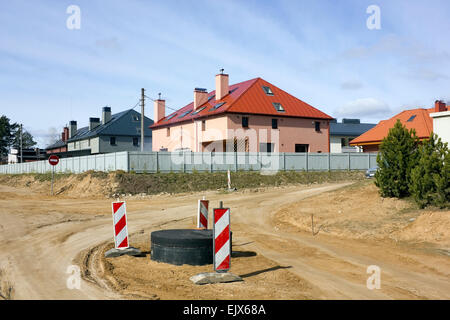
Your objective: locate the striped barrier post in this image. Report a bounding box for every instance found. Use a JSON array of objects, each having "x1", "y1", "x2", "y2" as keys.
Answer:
[
  {"x1": 213, "y1": 204, "x2": 231, "y2": 272},
  {"x1": 197, "y1": 199, "x2": 209, "y2": 229},
  {"x1": 112, "y1": 201, "x2": 129, "y2": 249}
]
